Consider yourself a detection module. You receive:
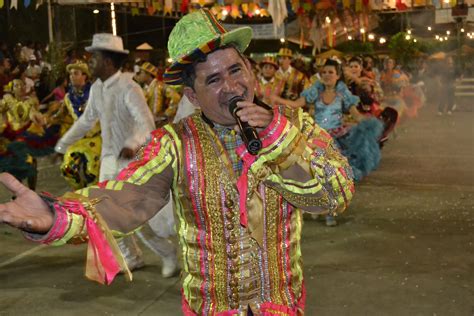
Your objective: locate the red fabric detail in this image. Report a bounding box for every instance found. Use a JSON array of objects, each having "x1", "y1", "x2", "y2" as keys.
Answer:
[
  {"x1": 97, "y1": 180, "x2": 108, "y2": 188},
  {"x1": 183, "y1": 119, "x2": 214, "y2": 309},
  {"x1": 259, "y1": 109, "x2": 288, "y2": 148},
  {"x1": 260, "y1": 284, "x2": 306, "y2": 315},
  {"x1": 181, "y1": 287, "x2": 306, "y2": 315},
  {"x1": 181, "y1": 289, "x2": 198, "y2": 315},
  {"x1": 312, "y1": 138, "x2": 329, "y2": 149},
  {"x1": 396, "y1": 0, "x2": 408, "y2": 10},
  {"x1": 235, "y1": 110, "x2": 288, "y2": 227},
  {"x1": 180, "y1": 0, "x2": 188, "y2": 13},
  {"x1": 62, "y1": 200, "x2": 121, "y2": 284},
  {"x1": 147, "y1": 5, "x2": 156, "y2": 15},
  {"x1": 30, "y1": 203, "x2": 69, "y2": 244},
  {"x1": 117, "y1": 128, "x2": 167, "y2": 181},
  {"x1": 2, "y1": 122, "x2": 31, "y2": 141}
]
